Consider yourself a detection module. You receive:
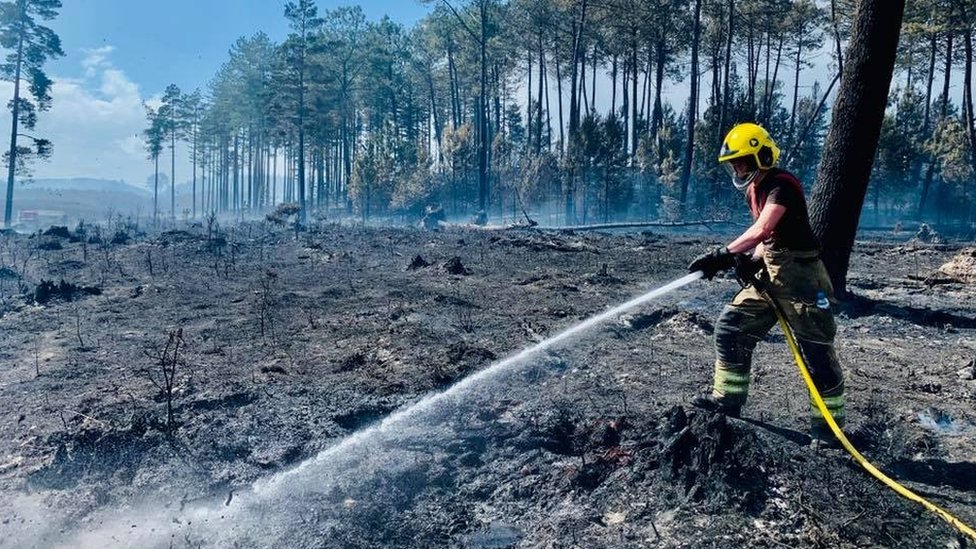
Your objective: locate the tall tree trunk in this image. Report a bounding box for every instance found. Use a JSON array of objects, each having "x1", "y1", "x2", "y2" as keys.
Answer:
[
  {"x1": 555, "y1": 50, "x2": 565, "y2": 154},
  {"x1": 234, "y1": 133, "x2": 240, "y2": 213},
  {"x1": 191, "y1": 126, "x2": 197, "y2": 218},
  {"x1": 478, "y1": 0, "x2": 489, "y2": 214},
  {"x1": 247, "y1": 127, "x2": 254, "y2": 210},
  {"x1": 544, "y1": 49, "x2": 553, "y2": 151},
  {"x1": 427, "y1": 69, "x2": 442, "y2": 162},
  {"x1": 580, "y1": 47, "x2": 590, "y2": 118},
  {"x1": 810, "y1": 0, "x2": 905, "y2": 296},
  {"x1": 527, "y1": 48, "x2": 533, "y2": 150},
  {"x1": 651, "y1": 38, "x2": 666, "y2": 140},
  {"x1": 171, "y1": 131, "x2": 176, "y2": 220},
  {"x1": 566, "y1": 0, "x2": 588, "y2": 224},
  {"x1": 963, "y1": 17, "x2": 976, "y2": 176},
  {"x1": 590, "y1": 45, "x2": 597, "y2": 112},
  {"x1": 631, "y1": 35, "x2": 638, "y2": 157},
  {"x1": 153, "y1": 155, "x2": 159, "y2": 224},
  {"x1": 611, "y1": 53, "x2": 618, "y2": 115},
  {"x1": 746, "y1": 25, "x2": 756, "y2": 116},
  {"x1": 536, "y1": 33, "x2": 545, "y2": 154},
  {"x1": 3, "y1": 18, "x2": 24, "y2": 228},
  {"x1": 830, "y1": 0, "x2": 845, "y2": 77},
  {"x1": 717, "y1": 0, "x2": 734, "y2": 139},
  {"x1": 788, "y1": 39, "x2": 803, "y2": 146},
  {"x1": 762, "y1": 30, "x2": 772, "y2": 123},
  {"x1": 766, "y1": 35, "x2": 784, "y2": 123},
  {"x1": 448, "y1": 44, "x2": 460, "y2": 130},
  {"x1": 679, "y1": 0, "x2": 702, "y2": 213},
  {"x1": 919, "y1": 33, "x2": 953, "y2": 218}
]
